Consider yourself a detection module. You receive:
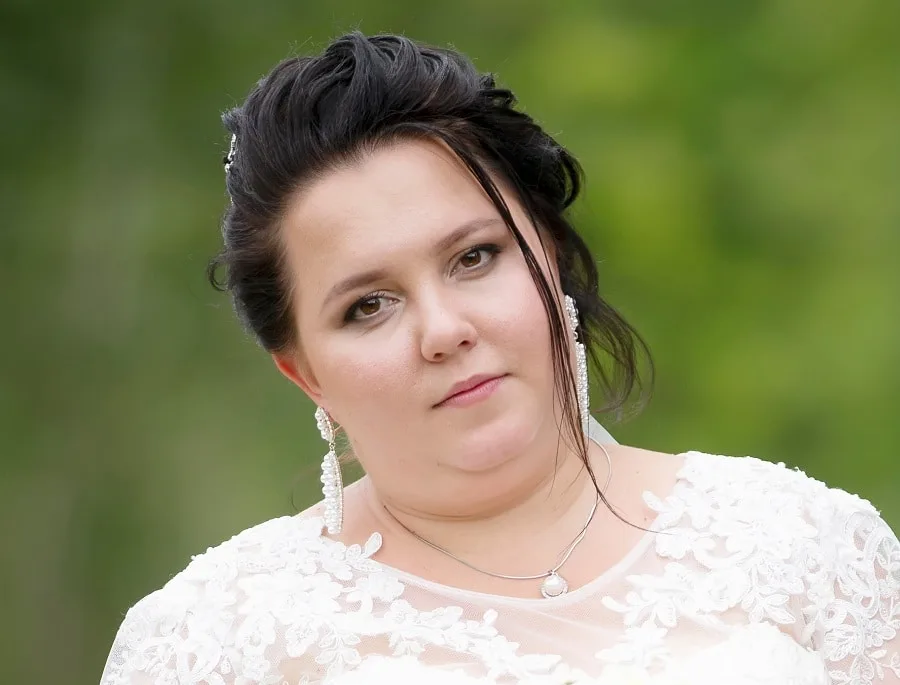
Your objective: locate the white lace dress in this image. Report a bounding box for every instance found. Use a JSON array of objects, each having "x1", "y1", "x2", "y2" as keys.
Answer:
[{"x1": 98, "y1": 452, "x2": 900, "y2": 685}]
